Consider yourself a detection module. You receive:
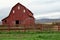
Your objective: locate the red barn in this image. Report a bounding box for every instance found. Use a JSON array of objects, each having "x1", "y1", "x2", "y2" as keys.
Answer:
[{"x1": 2, "y1": 3, "x2": 35, "y2": 26}]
